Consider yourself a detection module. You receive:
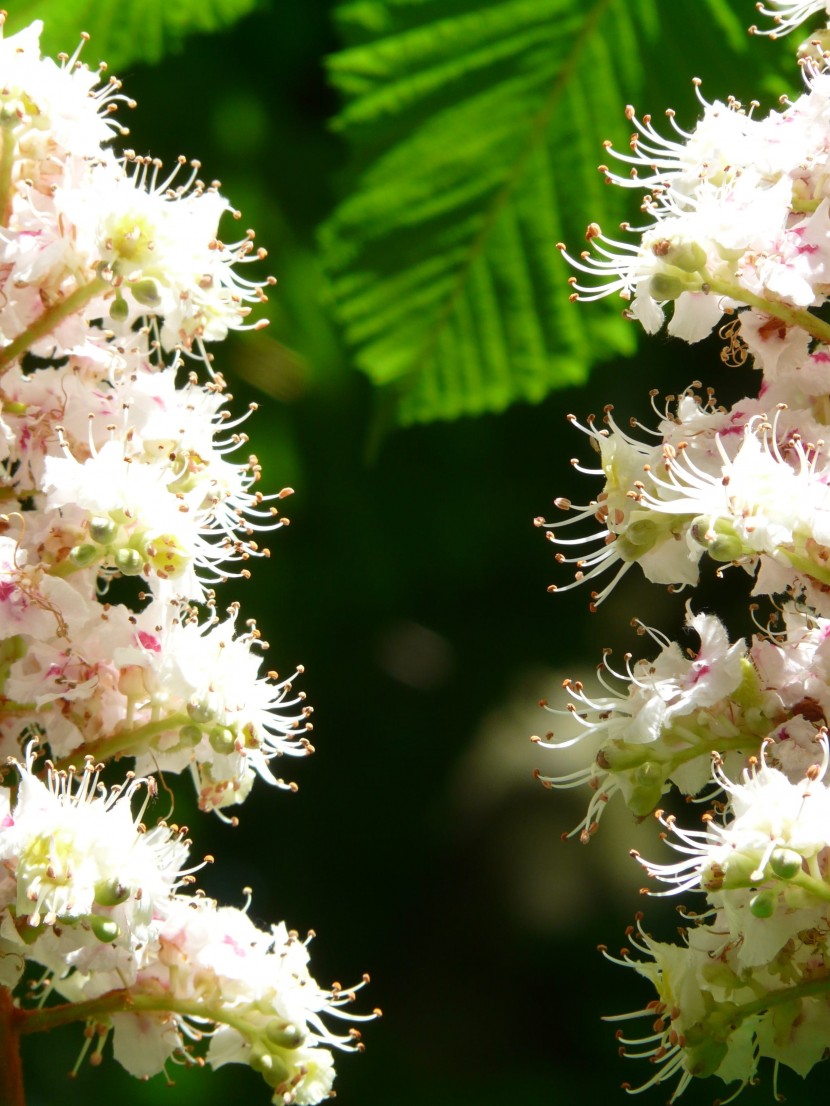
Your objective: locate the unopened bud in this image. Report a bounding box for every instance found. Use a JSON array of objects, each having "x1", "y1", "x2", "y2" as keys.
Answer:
[
  {"x1": 265, "y1": 1021, "x2": 304, "y2": 1049},
  {"x1": 647, "y1": 272, "x2": 685, "y2": 302},
  {"x1": 769, "y1": 847, "x2": 803, "y2": 881},
  {"x1": 131, "y1": 278, "x2": 161, "y2": 308},
  {"x1": 749, "y1": 889, "x2": 777, "y2": 918},
  {"x1": 89, "y1": 516, "x2": 119, "y2": 545},
  {"x1": 179, "y1": 724, "x2": 203, "y2": 747},
  {"x1": 664, "y1": 240, "x2": 707, "y2": 273},
  {"x1": 70, "y1": 543, "x2": 99, "y2": 567},
  {"x1": 94, "y1": 878, "x2": 130, "y2": 907},
  {"x1": 209, "y1": 726, "x2": 236, "y2": 755},
  {"x1": 708, "y1": 533, "x2": 744, "y2": 563},
  {"x1": 109, "y1": 293, "x2": 129, "y2": 321},
  {"x1": 624, "y1": 518, "x2": 661, "y2": 549},
  {"x1": 250, "y1": 1050, "x2": 290, "y2": 1088},
  {"x1": 689, "y1": 516, "x2": 744, "y2": 562},
  {"x1": 188, "y1": 695, "x2": 221, "y2": 725},
  {"x1": 115, "y1": 547, "x2": 145, "y2": 576},
  {"x1": 89, "y1": 914, "x2": 120, "y2": 942}
]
